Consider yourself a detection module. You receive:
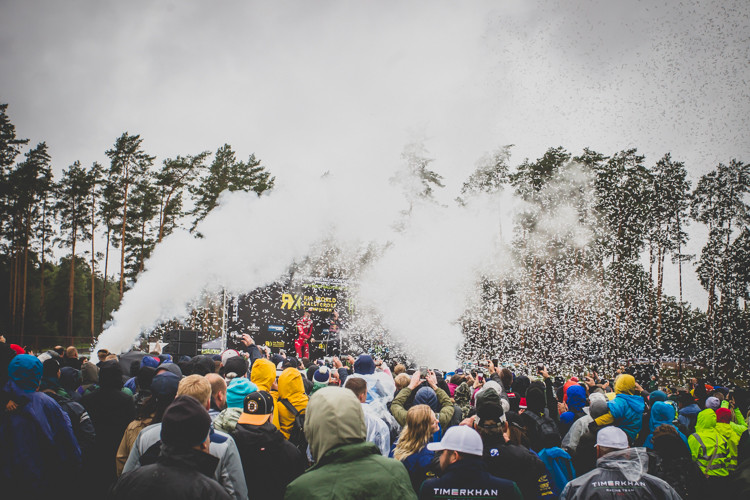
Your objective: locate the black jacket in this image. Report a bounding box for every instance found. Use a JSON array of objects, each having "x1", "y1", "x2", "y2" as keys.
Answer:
[
  {"x1": 81, "y1": 386, "x2": 135, "y2": 492},
  {"x1": 419, "y1": 456, "x2": 522, "y2": 499},
  {"x1": 231, "y1": 420, "x2": 306, "y2": 500},
  {"x1": 108, "y1": 445, "x2": 231, "y2": 500},
  {"x1": 482, "y1": 437, "x2": 552, "y2": 500}
]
